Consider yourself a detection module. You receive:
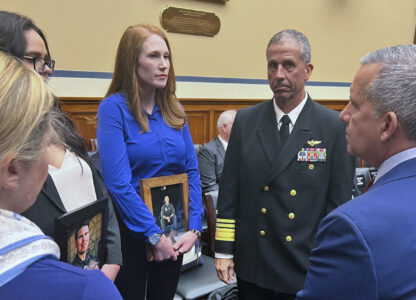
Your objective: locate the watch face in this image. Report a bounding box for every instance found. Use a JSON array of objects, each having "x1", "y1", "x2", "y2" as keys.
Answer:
[{"x1": 149, "y1": 234, "x2": 161, "y2": 245}]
